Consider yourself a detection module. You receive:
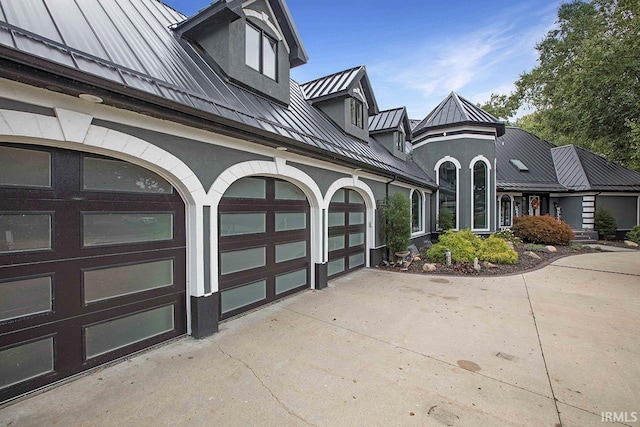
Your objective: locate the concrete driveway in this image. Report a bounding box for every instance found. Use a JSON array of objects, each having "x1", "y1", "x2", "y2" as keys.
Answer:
[{"x1": 2, "y1": 252, "x2": 639, "y2": 426}]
